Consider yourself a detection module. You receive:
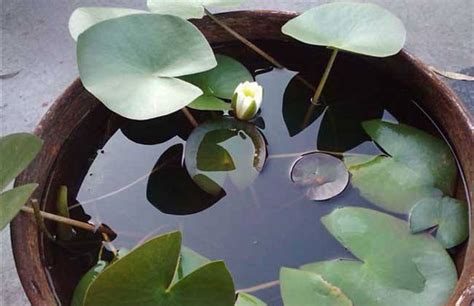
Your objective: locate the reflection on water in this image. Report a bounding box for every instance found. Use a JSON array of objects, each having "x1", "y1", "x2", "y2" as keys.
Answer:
[{"x1": 70, "y1": 65, "x2": 453, "y2": 305}]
